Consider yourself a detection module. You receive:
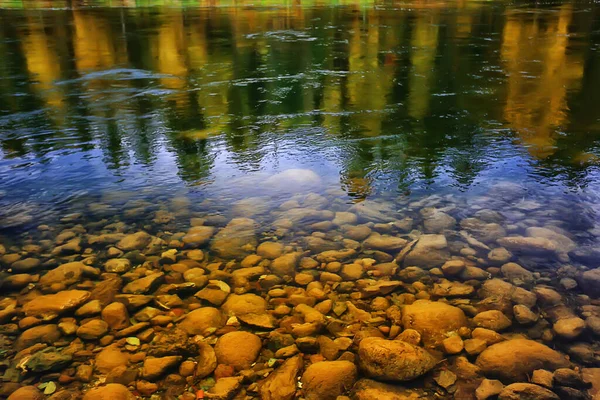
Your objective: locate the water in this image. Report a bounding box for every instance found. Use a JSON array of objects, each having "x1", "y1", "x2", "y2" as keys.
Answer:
[{"x1": 0, "y1": 1, "x2": 600, "y2": 399}]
